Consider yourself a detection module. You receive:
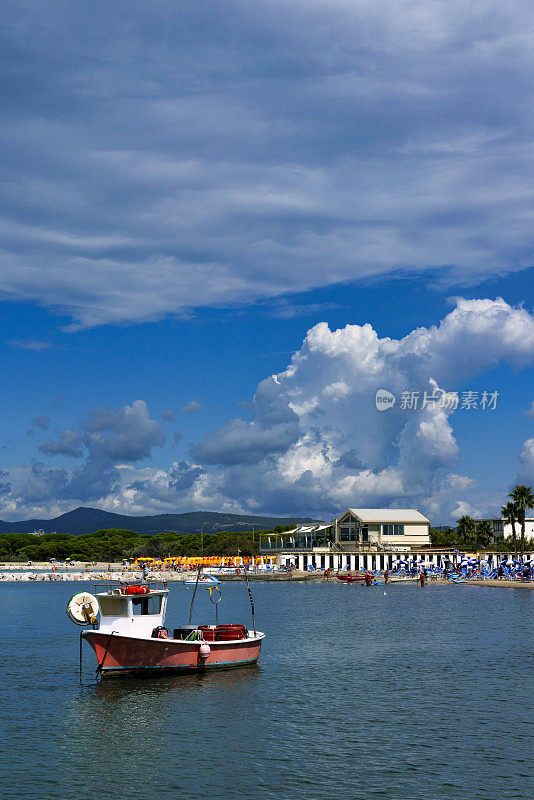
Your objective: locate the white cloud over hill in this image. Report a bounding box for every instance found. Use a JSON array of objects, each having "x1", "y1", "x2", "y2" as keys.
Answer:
[{"x1": 2, "y1": 298, "x2": 534, "y2": 522}]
